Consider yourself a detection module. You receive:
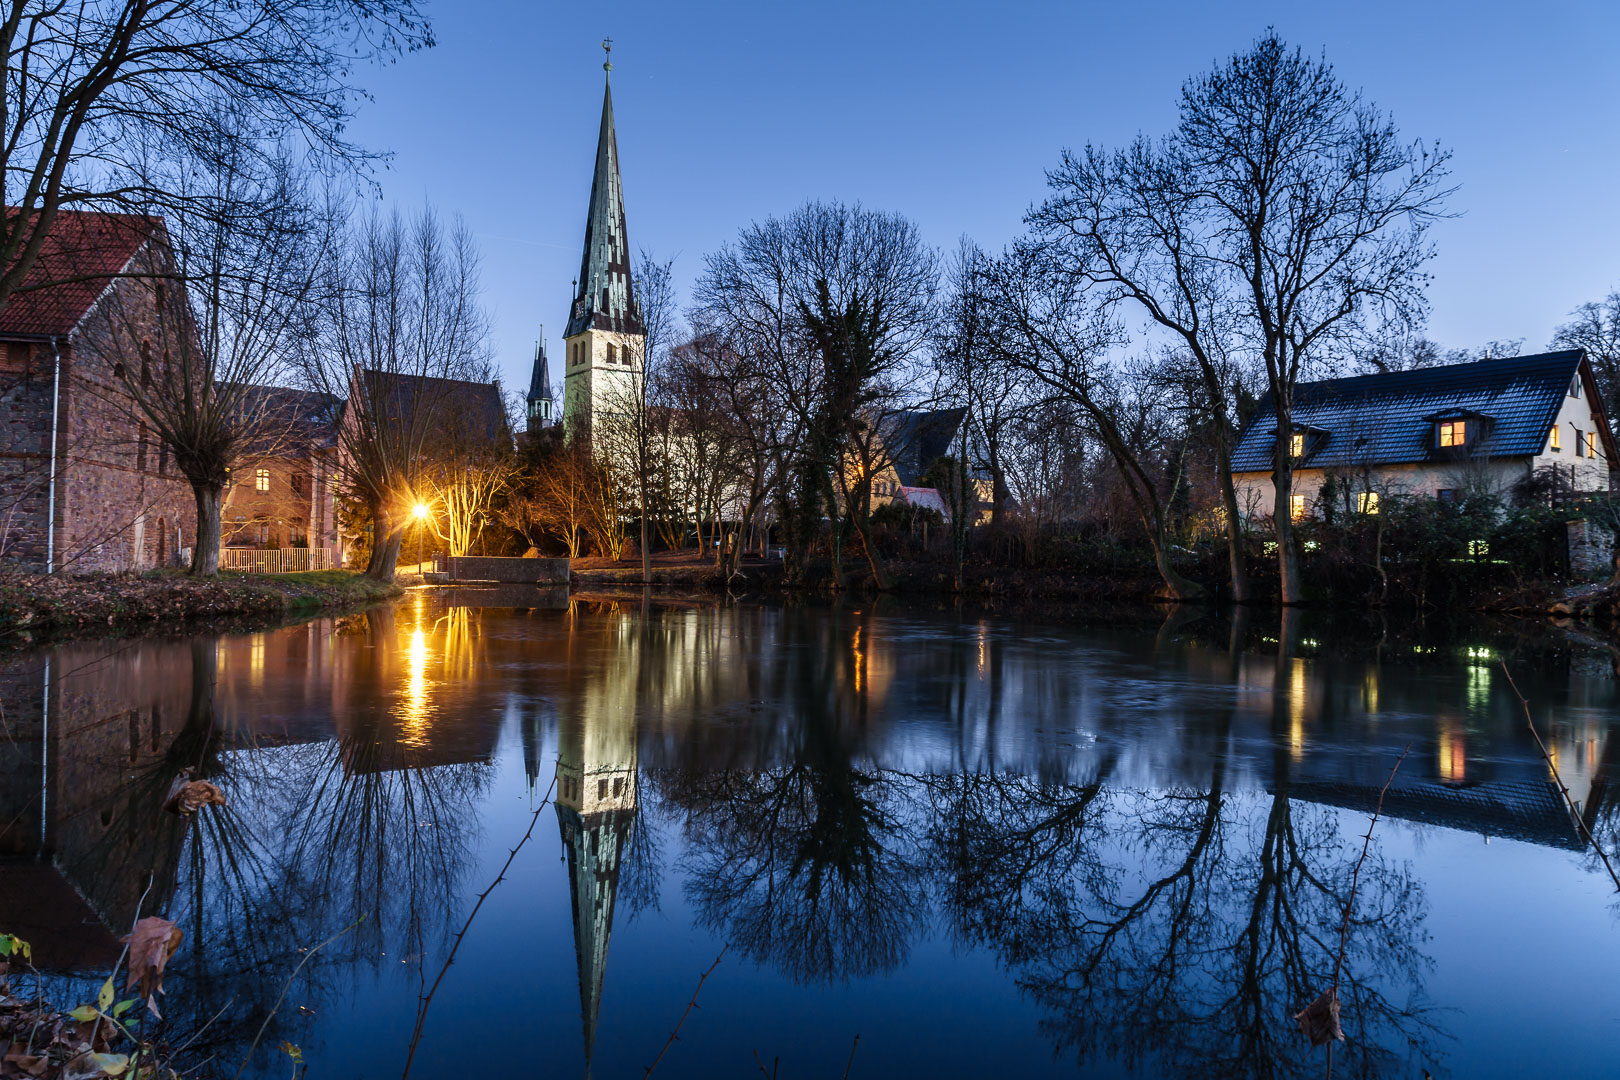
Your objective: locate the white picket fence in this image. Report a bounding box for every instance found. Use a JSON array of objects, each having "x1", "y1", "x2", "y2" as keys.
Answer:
[{"x1": 219, "y1": 547, "x2": 334, "y2": 573}]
